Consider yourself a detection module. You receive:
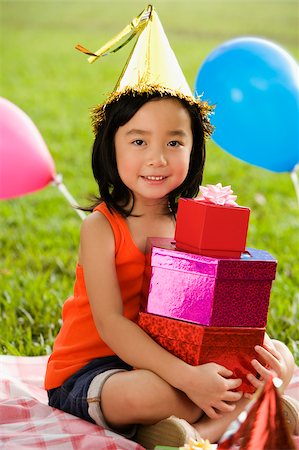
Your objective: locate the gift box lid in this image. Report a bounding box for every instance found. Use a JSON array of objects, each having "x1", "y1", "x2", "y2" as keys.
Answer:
[{"x1": 146, "y1": 237, "x2": 277, "y2": 281}]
